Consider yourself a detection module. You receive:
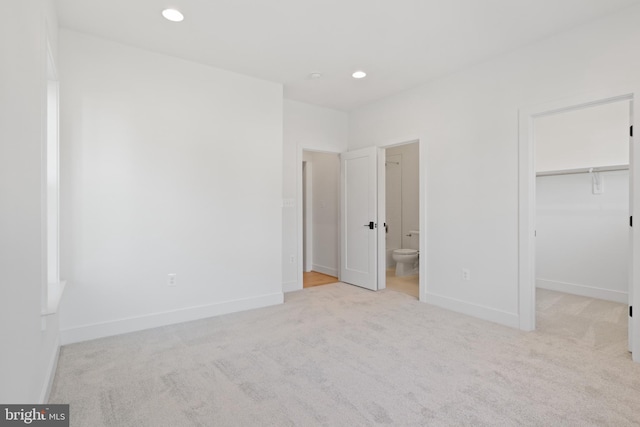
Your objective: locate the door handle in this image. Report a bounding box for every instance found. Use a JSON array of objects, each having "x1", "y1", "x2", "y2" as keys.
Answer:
[{"x1": 363, "y1": 221, "x2": 375, "y2": 230}]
